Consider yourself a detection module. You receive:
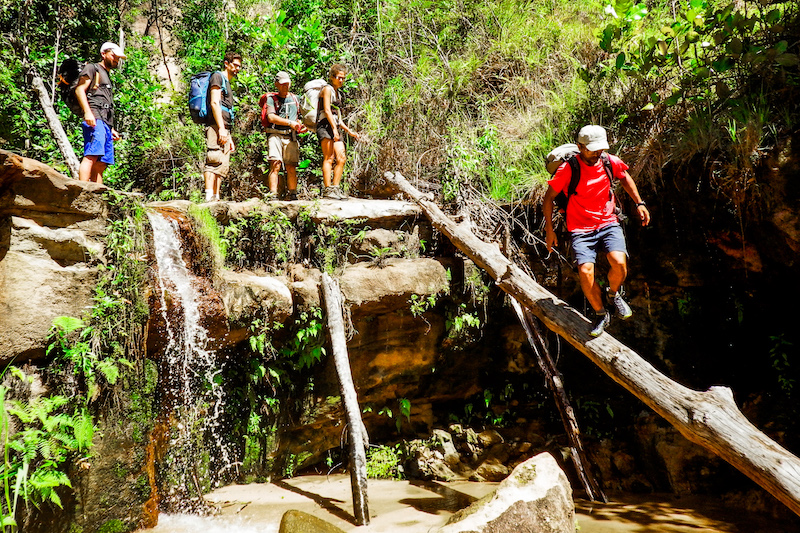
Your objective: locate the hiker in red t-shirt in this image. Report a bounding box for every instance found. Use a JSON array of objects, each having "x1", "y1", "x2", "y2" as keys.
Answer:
[{"x1": 543, "y1": 125, "x2": 651, "y2": 337}]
